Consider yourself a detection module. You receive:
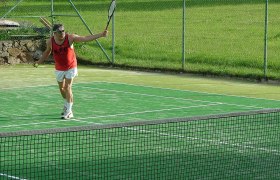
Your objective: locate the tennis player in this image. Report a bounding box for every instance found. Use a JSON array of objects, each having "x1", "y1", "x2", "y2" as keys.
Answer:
[{"x1": 34, "y1": 24, "x2": 108, "y2": 119}]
